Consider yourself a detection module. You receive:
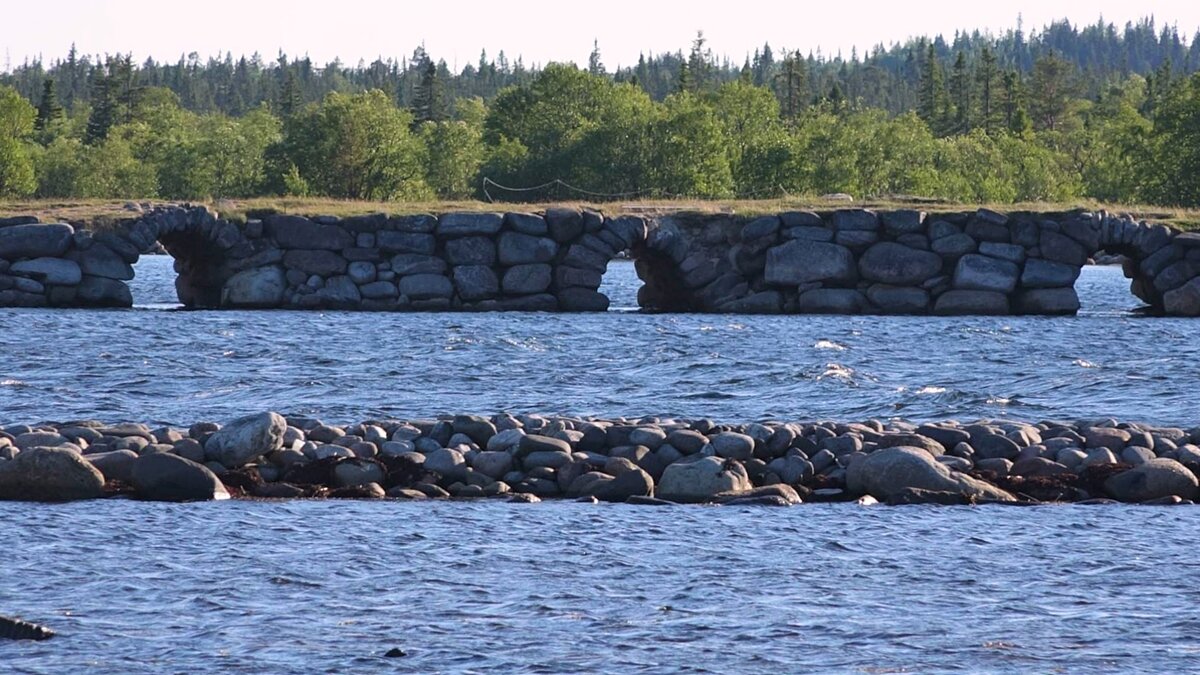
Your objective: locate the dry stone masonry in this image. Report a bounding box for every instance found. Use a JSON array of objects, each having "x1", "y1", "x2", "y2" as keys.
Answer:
[{"x1": 3, "y1": 205, "x2": 1200, "y2": 315}]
